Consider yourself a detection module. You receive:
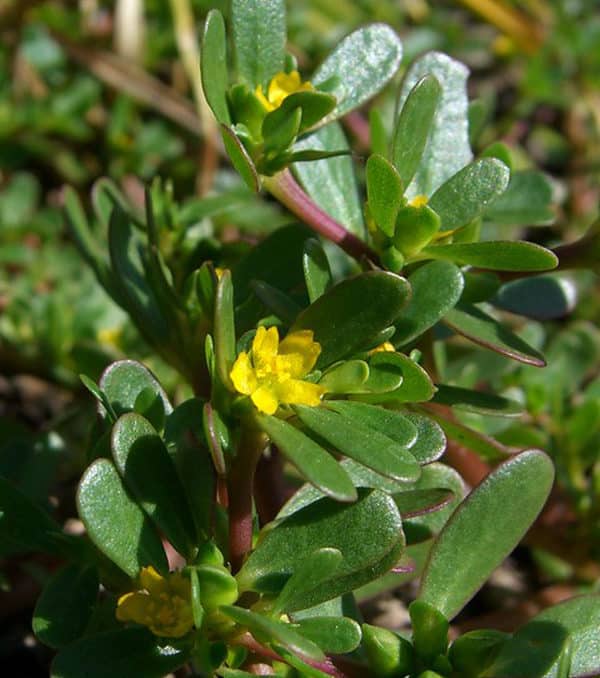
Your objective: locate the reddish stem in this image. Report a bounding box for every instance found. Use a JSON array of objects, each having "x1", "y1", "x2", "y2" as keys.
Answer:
[{"x1": 264, "y1": 169, "x2": 379, "y2": 264}]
